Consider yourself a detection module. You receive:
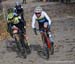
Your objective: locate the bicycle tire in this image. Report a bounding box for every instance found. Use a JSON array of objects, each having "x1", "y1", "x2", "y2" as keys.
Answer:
[
  {"x1": 50, "y1": 43, "x2": 54, "y2": 55},
  {"x1": 14, "y1": 34, "x2": 21, "y2": 53},
  {"x1": 42, "y1": 36, "x2": 50, "y2": 59},
  {"x1": 14, "y1": 33, "x2": 27, "y2": 58},
  {"x1": 19, "y1": 34, "x2": 27, "y2": 58}
]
